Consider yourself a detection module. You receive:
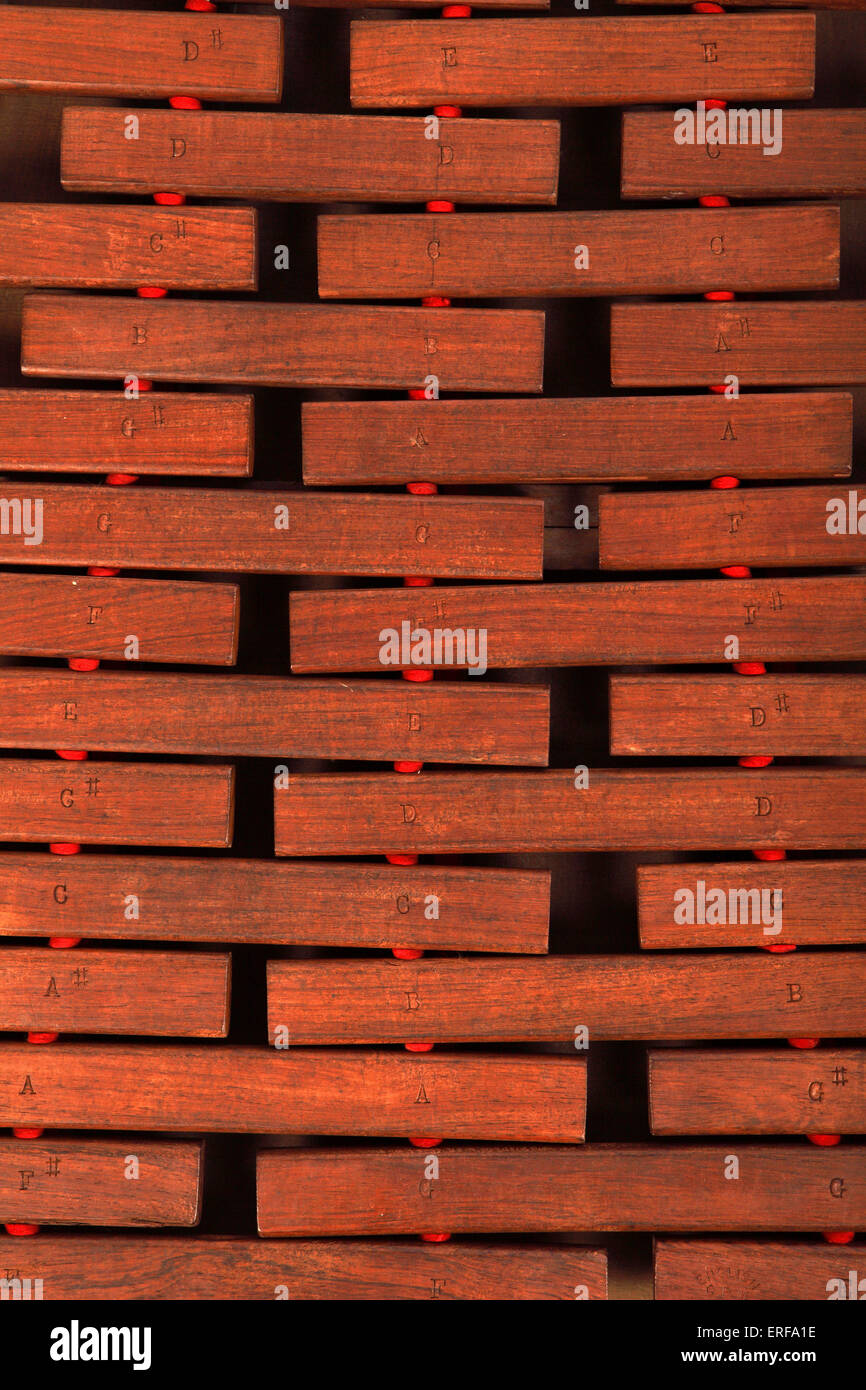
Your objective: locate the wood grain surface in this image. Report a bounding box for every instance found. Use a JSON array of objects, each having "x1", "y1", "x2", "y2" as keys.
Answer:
[
  {"x1": 599, "y1": 484, "x2": 866, "y2": 569},
  {"x1": 349, "y1": 18, "x2": 815, "y2": 107},
  {"x1": 611, "y1": 301, "x2": 866, "y2": 386},
  {"x1": 274, "y1": 768, "x2": 866, "y2": 855},
  {"x1": 638, "y1": 860, "x2": 866, "y2": 949},
  {"x1": 21, "y1": 296, "x2": 545, "y2": 391},
  {"x1": 0, "y1": 6, "x2": 283, "y2": 101},
  {"x1": 266, "y1": 953, "x2": 866, "y2": 1043},
  {"x1": 302, "y1": 393, "x2": 853, "y2": 485},
  {"x1": 255, "y1": 1143, "x2": 866, "y2": 1235},
  {"x1": 0, "y1": 1044, "x2": 586, "y2": 1142},
  {"x1": 0, "y1": 761, "x2": 234, "y2": 847},
  {"x1": 0, "y1": 1138, "x2": 202, "y2": 1228},
  {"x1": 1, "y1": 486, "x2": 543, "y2": 579},
  {"x1": 289, "y1": 576, "x2": 866, "y2": 671},
  {"x1": 0, "y1": 389, "x2": 253, "y2": 475},
  {"x1": 0, "y1": 205, "x2": 256, "y2": 290},
  {"x1": 654, "y1": 1240, "x2": 866, "y2": 1302},
  {"x1": 0, "y1": 574, "x2": 238, "y2": 664},
  {"x1": 0, "y1": 854, "x2": 550, "y2": 953},
  {"x1": 61, "y1": 109, "x2": 560, "y2": 205},
  {"x1": 0, "y1": 948, "x2": 229, "y2": 1037},
  {"x1": 318, "y1": 207, "x2": 839, "y2": 298},
  {"x1": 609, "y1": 675, "x2": 866, "y2": 757},
  {"x1": 0, "y1": 1235, "x2": 607, "y2": 1301},
  {"x1": 0, "y1": 670, "x2": 549, "y2": 765},
  {"x1": 649, "y1": 1049, "x2": 866, "y2": 1135},
  {"x1": 622, "y1": 109, "x2": 866, "y2": 199}
]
